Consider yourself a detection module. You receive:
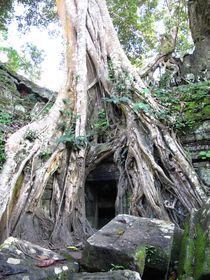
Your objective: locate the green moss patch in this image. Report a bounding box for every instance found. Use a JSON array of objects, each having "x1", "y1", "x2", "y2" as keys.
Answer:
[
  {"x1": 194, "y1": 224, "x2": 209, "y2": 279},
  {"x1": 0, "y1": 131, "x2": 6, "y2": 169},
  {"x1": 135, "y1": 245, "x2": 146, "y2": 275},
  {"x1": 152, "y1": 80, "x2": 210, "y2": 132},
  {"x1": 178, "y1": 219, "x2": 209, "y2": 280},
  {"x1": 178, "y1": 222, "x2": 194, "y2": 278}
]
